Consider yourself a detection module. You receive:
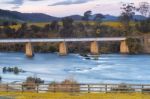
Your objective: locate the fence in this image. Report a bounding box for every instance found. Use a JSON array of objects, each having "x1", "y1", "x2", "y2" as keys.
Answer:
[{"x1": 0, "y1": 83, "x2": 150, "y2": 93}]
